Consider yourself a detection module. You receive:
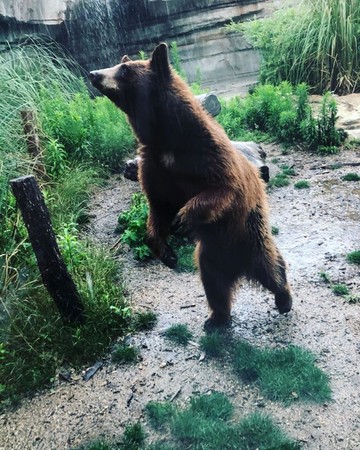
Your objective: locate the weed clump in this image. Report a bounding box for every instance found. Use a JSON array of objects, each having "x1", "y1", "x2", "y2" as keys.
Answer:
[
  {"x1": 342, "y1": 173, "x2": 360, "y2": 182},
  {"x1": 132, "y1": 311, "x2": 157, "y2": 331},
  {"x1": 347, "y1": 250, "x2": 360, "y2": 265},
  {"x1": 164, "y1": 324, "x2": 193, "y2": 346},
  {"x1": 294, "y1": 180, "x2": 310, "y2": 189},
  {"x1": 112, "y1": 343, "x2": 139, "y2": 365},
  {"x1": 331, "y1": 284, "x2": 350, "y2": 297}
]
